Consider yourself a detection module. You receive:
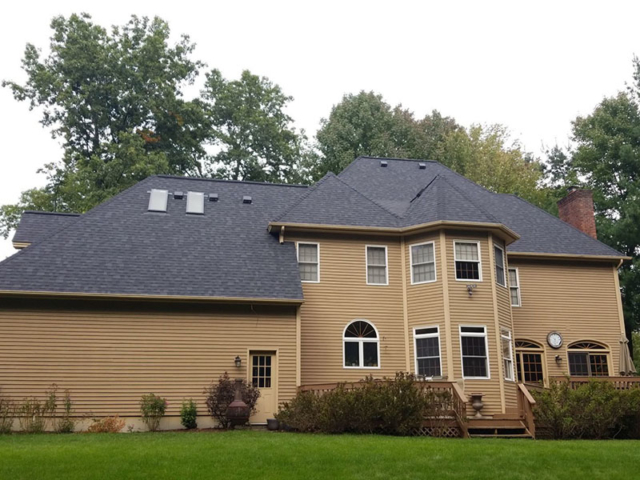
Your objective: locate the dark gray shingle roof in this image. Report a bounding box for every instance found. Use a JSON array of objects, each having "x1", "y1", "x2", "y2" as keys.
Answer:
[
  {"x1": 0, "y1": 176, "x2": 307, "y2": 300},
  {"x1": 12, "y1": 211, "x2": 80, "y2": 245}
]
